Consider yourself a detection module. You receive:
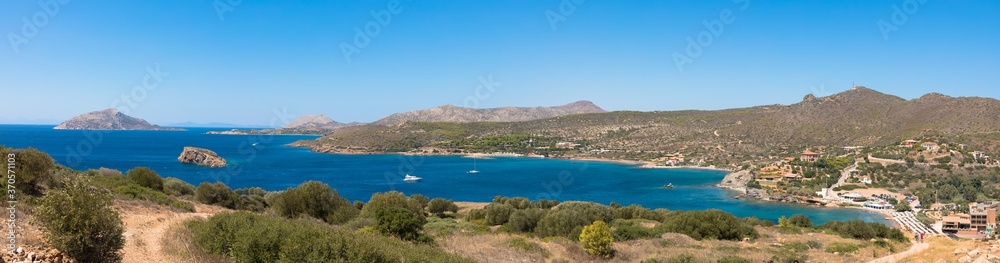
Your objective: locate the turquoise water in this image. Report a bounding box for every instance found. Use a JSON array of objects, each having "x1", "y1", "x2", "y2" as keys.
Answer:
[{"x1": 0, "y1": 124, "x2": 885, "y2": 224}]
